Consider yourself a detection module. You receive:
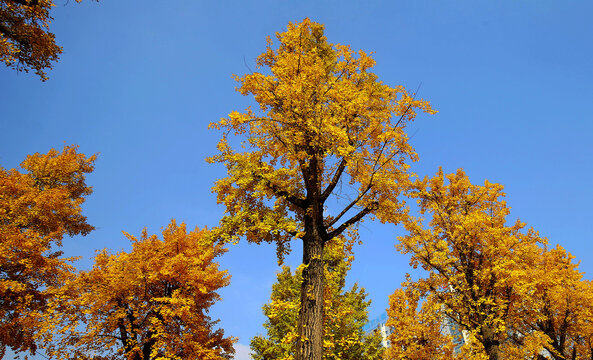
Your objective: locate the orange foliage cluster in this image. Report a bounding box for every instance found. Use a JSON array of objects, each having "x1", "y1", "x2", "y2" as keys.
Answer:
[
  {"x1": 0, "y1": 145, "x2": 95, "y2": 356},
  {"x1": 0, "y1": 0, "x2": 93, "y2": 80},
  {"x1": 39, "y1": 221, "x2": 235, "y2": 360},
  {"x1": 2, "y1": 147, "x2": 234, "y2": 360}
]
